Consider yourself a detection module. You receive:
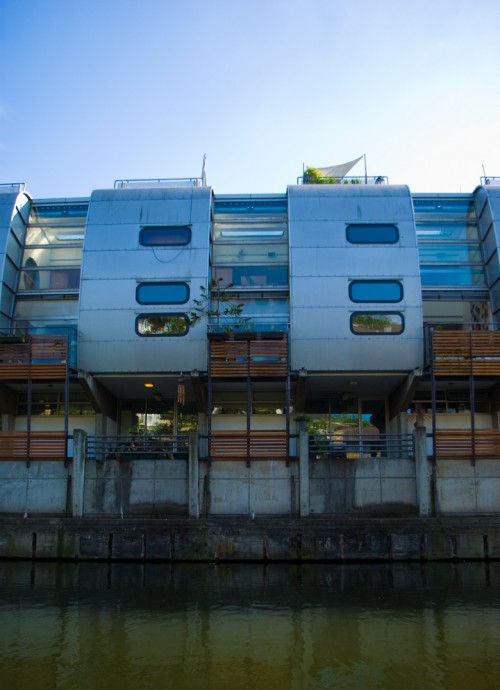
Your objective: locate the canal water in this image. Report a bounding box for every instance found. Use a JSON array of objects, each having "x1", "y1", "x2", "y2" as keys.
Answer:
[{"x1": 0, "y1": 560, "x2": 499, "y2": 690}]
